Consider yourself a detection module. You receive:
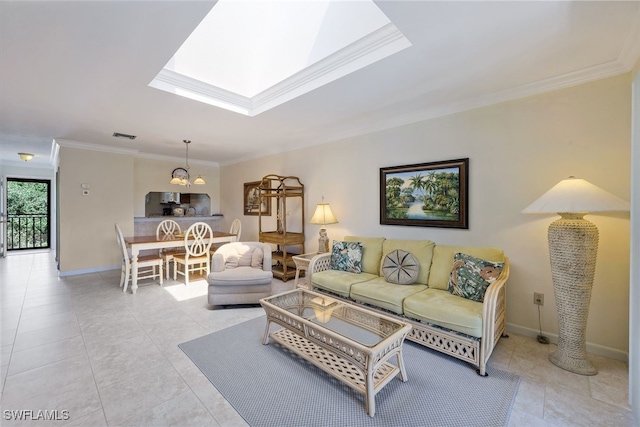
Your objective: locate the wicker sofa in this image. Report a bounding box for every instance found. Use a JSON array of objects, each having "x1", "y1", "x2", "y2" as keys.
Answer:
[{"x1": 308, "y1": 236, "x2": 510, "y2": 376}]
